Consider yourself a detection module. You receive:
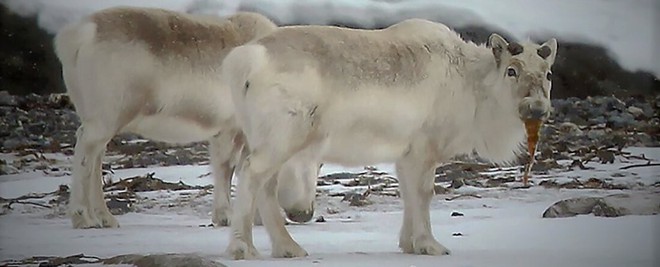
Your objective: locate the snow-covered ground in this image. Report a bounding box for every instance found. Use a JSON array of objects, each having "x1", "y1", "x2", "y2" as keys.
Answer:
[
  {"x1": 1, "y1": 147, "x2": 658, "y2": 266},
  {"x1": 1, "y1": 198, "x2": 658, "y2": 267},
  {"x1": 2, "y1": 0, "x2": 658, "y2": 77}
]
